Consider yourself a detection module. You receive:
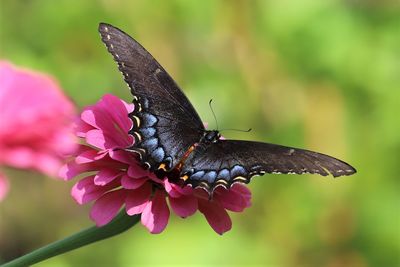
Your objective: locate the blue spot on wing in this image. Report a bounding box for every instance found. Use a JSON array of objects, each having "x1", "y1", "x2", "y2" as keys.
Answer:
[
  {"x1": 139, "y1": 127, "x2": 156, "y2": 138},
  {"x1": 217, "y1": 169, "x2": 230, "y2": 181},
  {"x1": 191, "y1": 171, "x2": 205, "y2": 180},
  {"x1": 142, "y1": 113, "x2": 157, "y2": 127},
  {"x1": 230, "y1": 165, "x2": 247, "y2": 177},
  {"x1": 151, "y1": 147, "x2": 165, "y2": 163},
  {"x1": 203, "y1": 171, "x2": 217, "y2": 183},
  {"x1": 141, "y1": 137, "x2": 158, "y2": 152}
]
